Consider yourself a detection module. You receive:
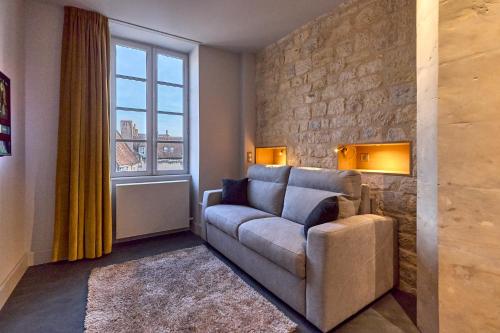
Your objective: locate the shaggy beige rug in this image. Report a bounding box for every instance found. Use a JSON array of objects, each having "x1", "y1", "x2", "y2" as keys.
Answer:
[{"x1": 85, "y1": 245, "x2": 297, "y2": 333}]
